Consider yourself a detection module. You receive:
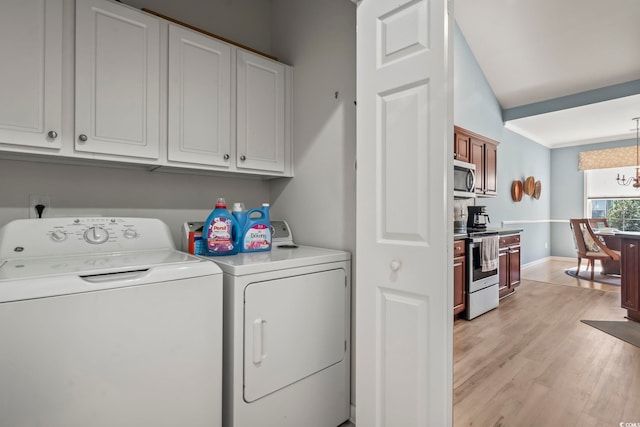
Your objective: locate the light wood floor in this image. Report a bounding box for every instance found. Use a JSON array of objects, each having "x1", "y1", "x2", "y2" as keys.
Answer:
[{"x1": 454, "y1": 258, "x2": 640, "y2": 427}]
